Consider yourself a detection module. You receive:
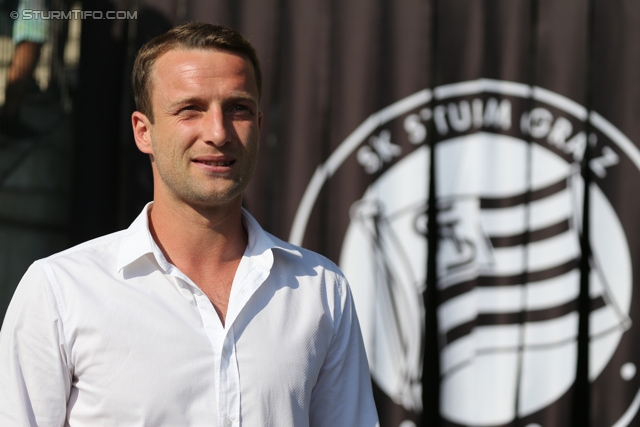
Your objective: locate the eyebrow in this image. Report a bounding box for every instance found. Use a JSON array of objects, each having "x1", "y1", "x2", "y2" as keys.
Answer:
[
  {"x1": 167, "y1": 97, "x2": 203, "y2": 110},
  {"x1": 226, "y1": 92, "x2": 259, "y2": 105},
  {"x1": 167, "y1": 93, "x2": 258, "y2": 110}
]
